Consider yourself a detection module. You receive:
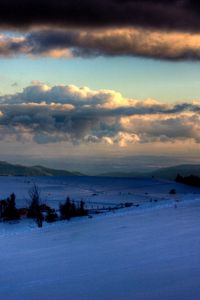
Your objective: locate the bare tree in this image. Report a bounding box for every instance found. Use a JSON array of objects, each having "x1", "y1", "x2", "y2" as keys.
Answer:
[{"x1": 27, "y1": 184, "x2": 43, "y2": 227}]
